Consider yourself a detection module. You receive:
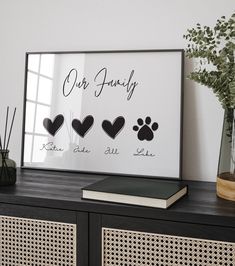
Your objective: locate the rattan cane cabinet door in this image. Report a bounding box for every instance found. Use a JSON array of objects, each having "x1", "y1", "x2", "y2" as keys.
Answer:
[
  {"x1": 0, "y1": 215, "x2": 77, "y2": 266},
  {"x1": 101, "y1": 215, "x2": 235, "y2": 266},
  {"x1": 102, "y1": 227, "x2": 235, "y2": 266}
]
